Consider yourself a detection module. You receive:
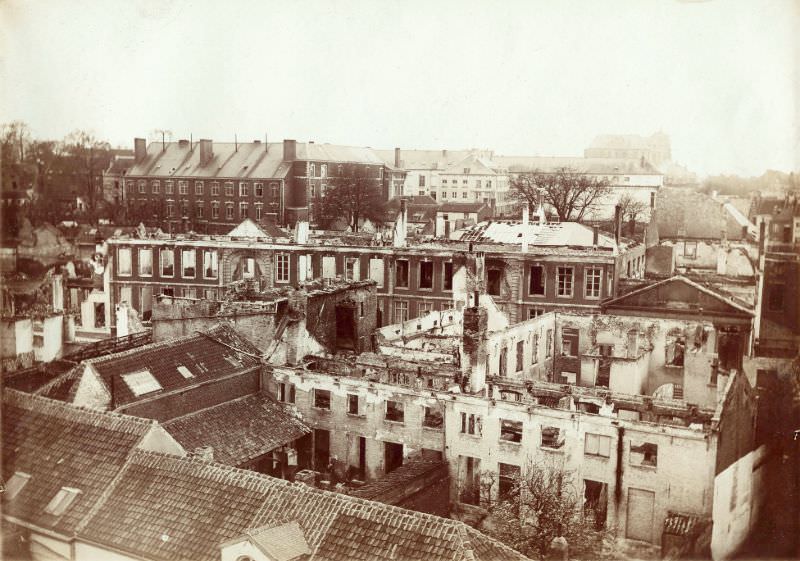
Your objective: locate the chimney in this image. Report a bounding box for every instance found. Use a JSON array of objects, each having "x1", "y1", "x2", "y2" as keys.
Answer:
[
  {"x1": 758, "y1": 221, "x2": 767, "y2": 261},
  {"x1": 394, "y1": 199, "x2": 407, "y2": 247},
  {"x1": 283, "y1": 139, "x2": 297, "y2": 161},
  {"x1": 394, "y1": 147, "x2": 401, "y2": 168},
  {"x1": 134, "y1": 138, "x2": 147, "y2": 163},
  {"x1": 199, "y1": 139, "x2": 213, "y2": 166},
  {"x1": 592, "y1": 225, "x2": 599, "y2": 246},
  {"x1": 475, "y1": 251, "x2": 486, "y2": 291},
  {"x1": 462, "y1": 305, "x2": 488, "y2": 394},
  {"x1": 521, "y1": 204, "x2": 530, "y2": 252},
  {"x1": 442, "y1": 149, "x2": 447, "y2": 158},
  {"x1": 614, "y1": 204, "x2": 622, "y2": 244}
]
